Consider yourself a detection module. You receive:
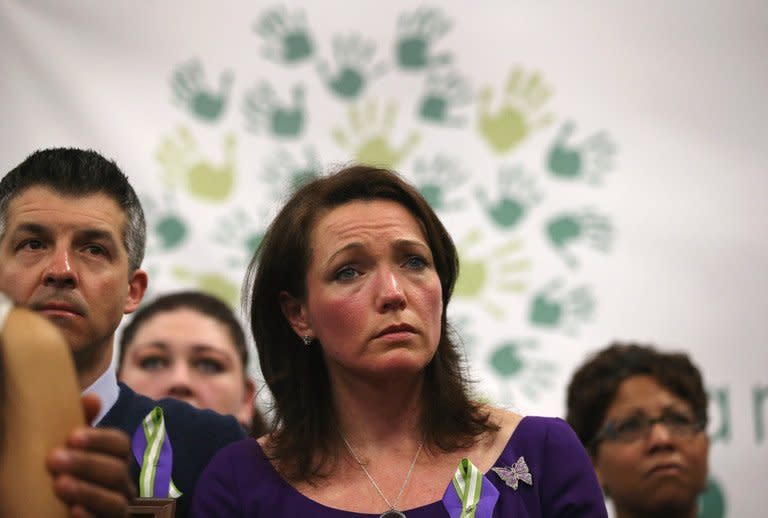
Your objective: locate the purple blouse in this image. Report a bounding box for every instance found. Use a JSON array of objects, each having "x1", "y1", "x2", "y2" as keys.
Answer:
[{"x1": 191, "y1": 416, "x2": 608, "y2": 517}]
